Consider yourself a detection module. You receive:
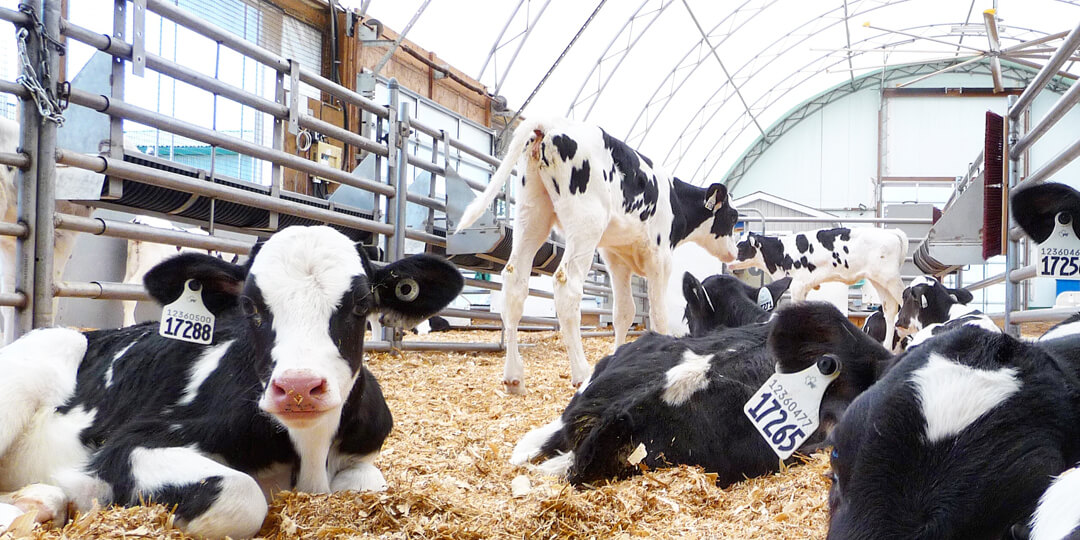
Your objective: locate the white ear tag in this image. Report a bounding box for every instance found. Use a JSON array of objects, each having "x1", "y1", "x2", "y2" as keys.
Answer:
[
  {"x1": 1036, "y1": 212, "x2": 1080, "y2": 279},
  {"x1": 920, "y1": 295, "x2": 928, "y2": 309},
  {"x1": 159, "y1": 279, "x2": 215, "y2": 345},
  {"x1": 757, "y1": 287, "x2": 774, "y2": 311},
  {"x1": 743, "y1": 360, "x2": 840, "y2": 459}
]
